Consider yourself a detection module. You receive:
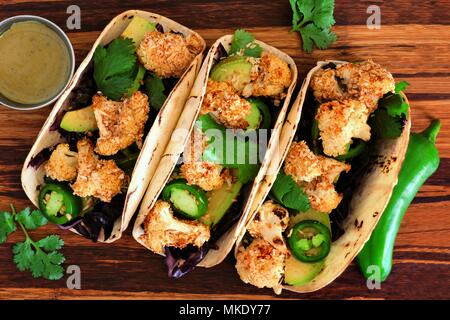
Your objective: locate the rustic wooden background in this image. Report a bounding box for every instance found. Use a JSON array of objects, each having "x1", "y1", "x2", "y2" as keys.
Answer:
[{"x1": 0, "y1": 0, "x2": 449, "y2": 300}]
